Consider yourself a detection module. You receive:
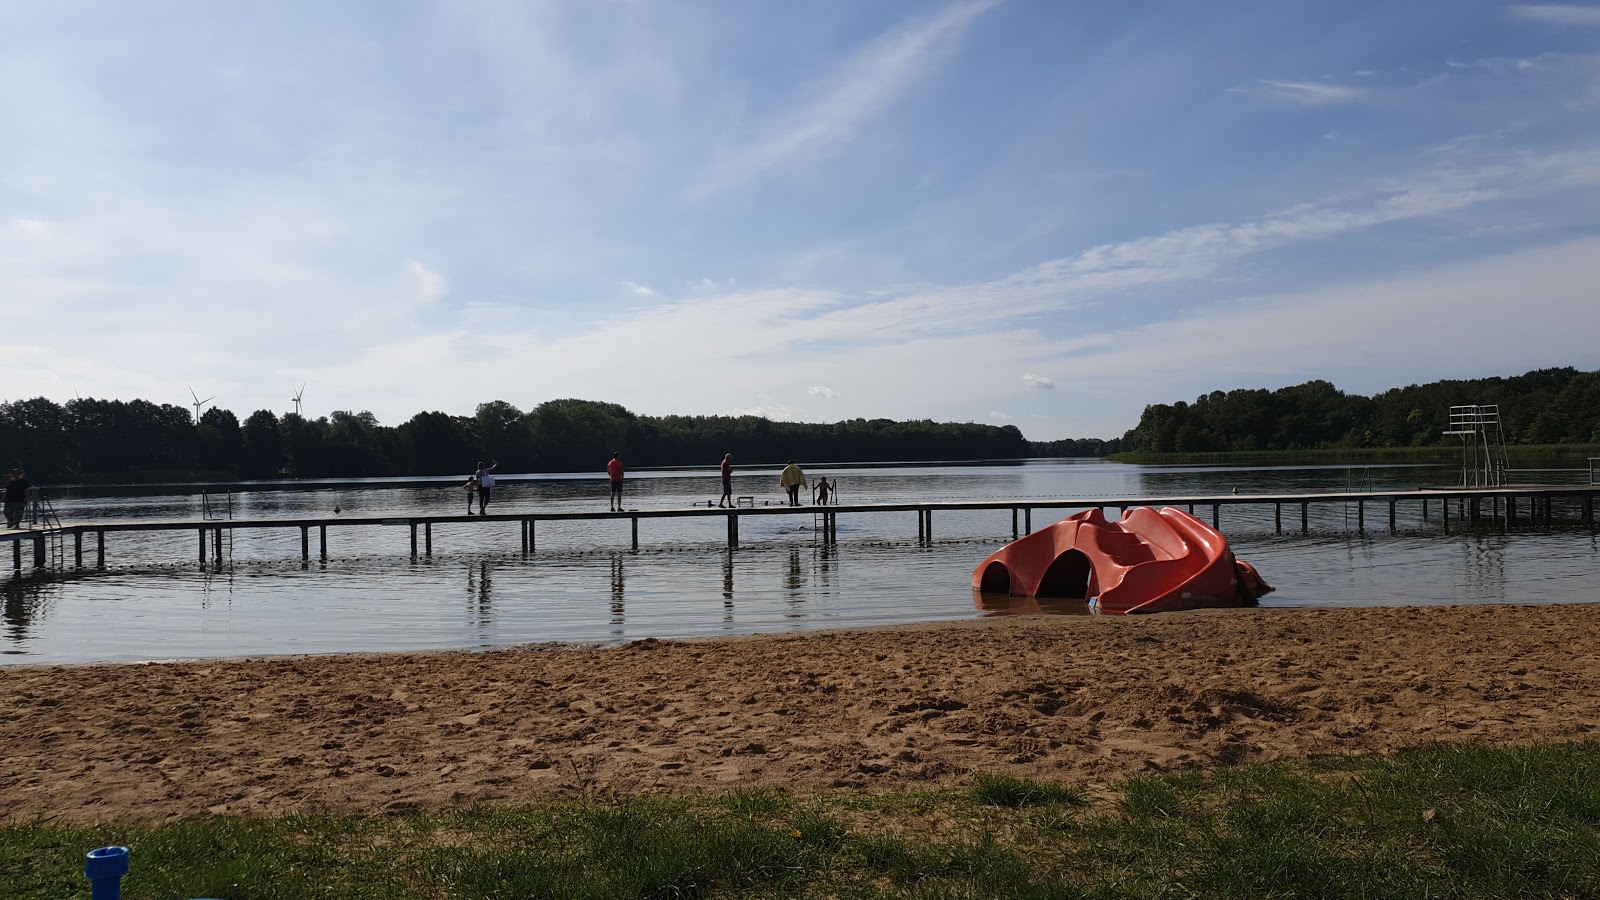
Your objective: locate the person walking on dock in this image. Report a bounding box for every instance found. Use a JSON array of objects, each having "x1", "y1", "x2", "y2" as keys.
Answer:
[
  {"x1": 779, "y1": 461, "x2": 807, "y2": 507},
  {"x1": 608, "y1": 451, "x2": 626, "y2": 512},
  {"x1": 718, "y1": 453, "x2": 734, "y2": 508},
  {"x1": 4, "y1": 468, "x2": 30, "y2": 529},
  {"x1": 475, "y1": 459, "x2": 498, "y2": 514}
]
